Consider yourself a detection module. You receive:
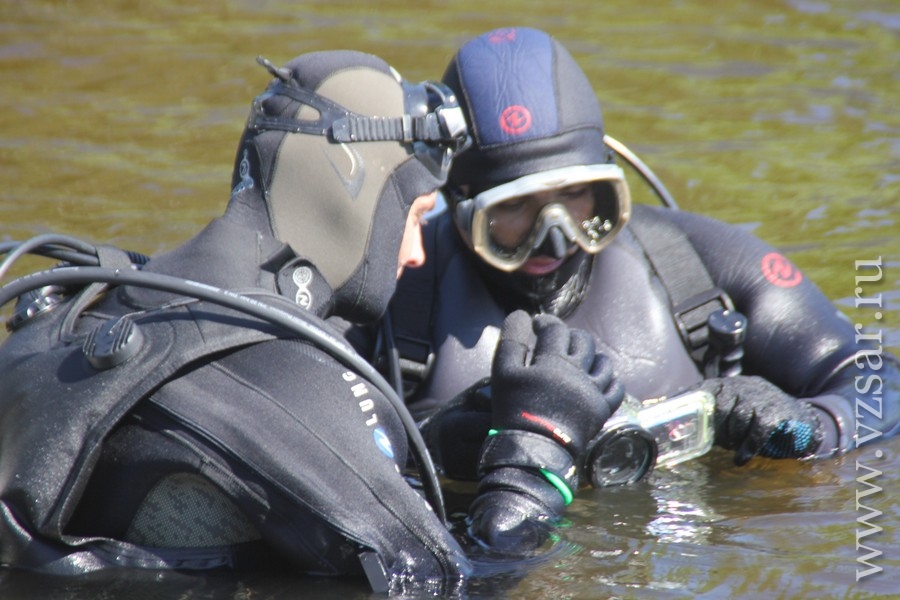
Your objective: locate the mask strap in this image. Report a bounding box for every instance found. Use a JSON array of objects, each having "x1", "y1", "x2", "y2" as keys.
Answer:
[
  {"x1": 247, "y1": 82, "x2": 355, "y2": 137},
  {"x1": 249, "y1": 81, "x2": 466, "y2": 148}
]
